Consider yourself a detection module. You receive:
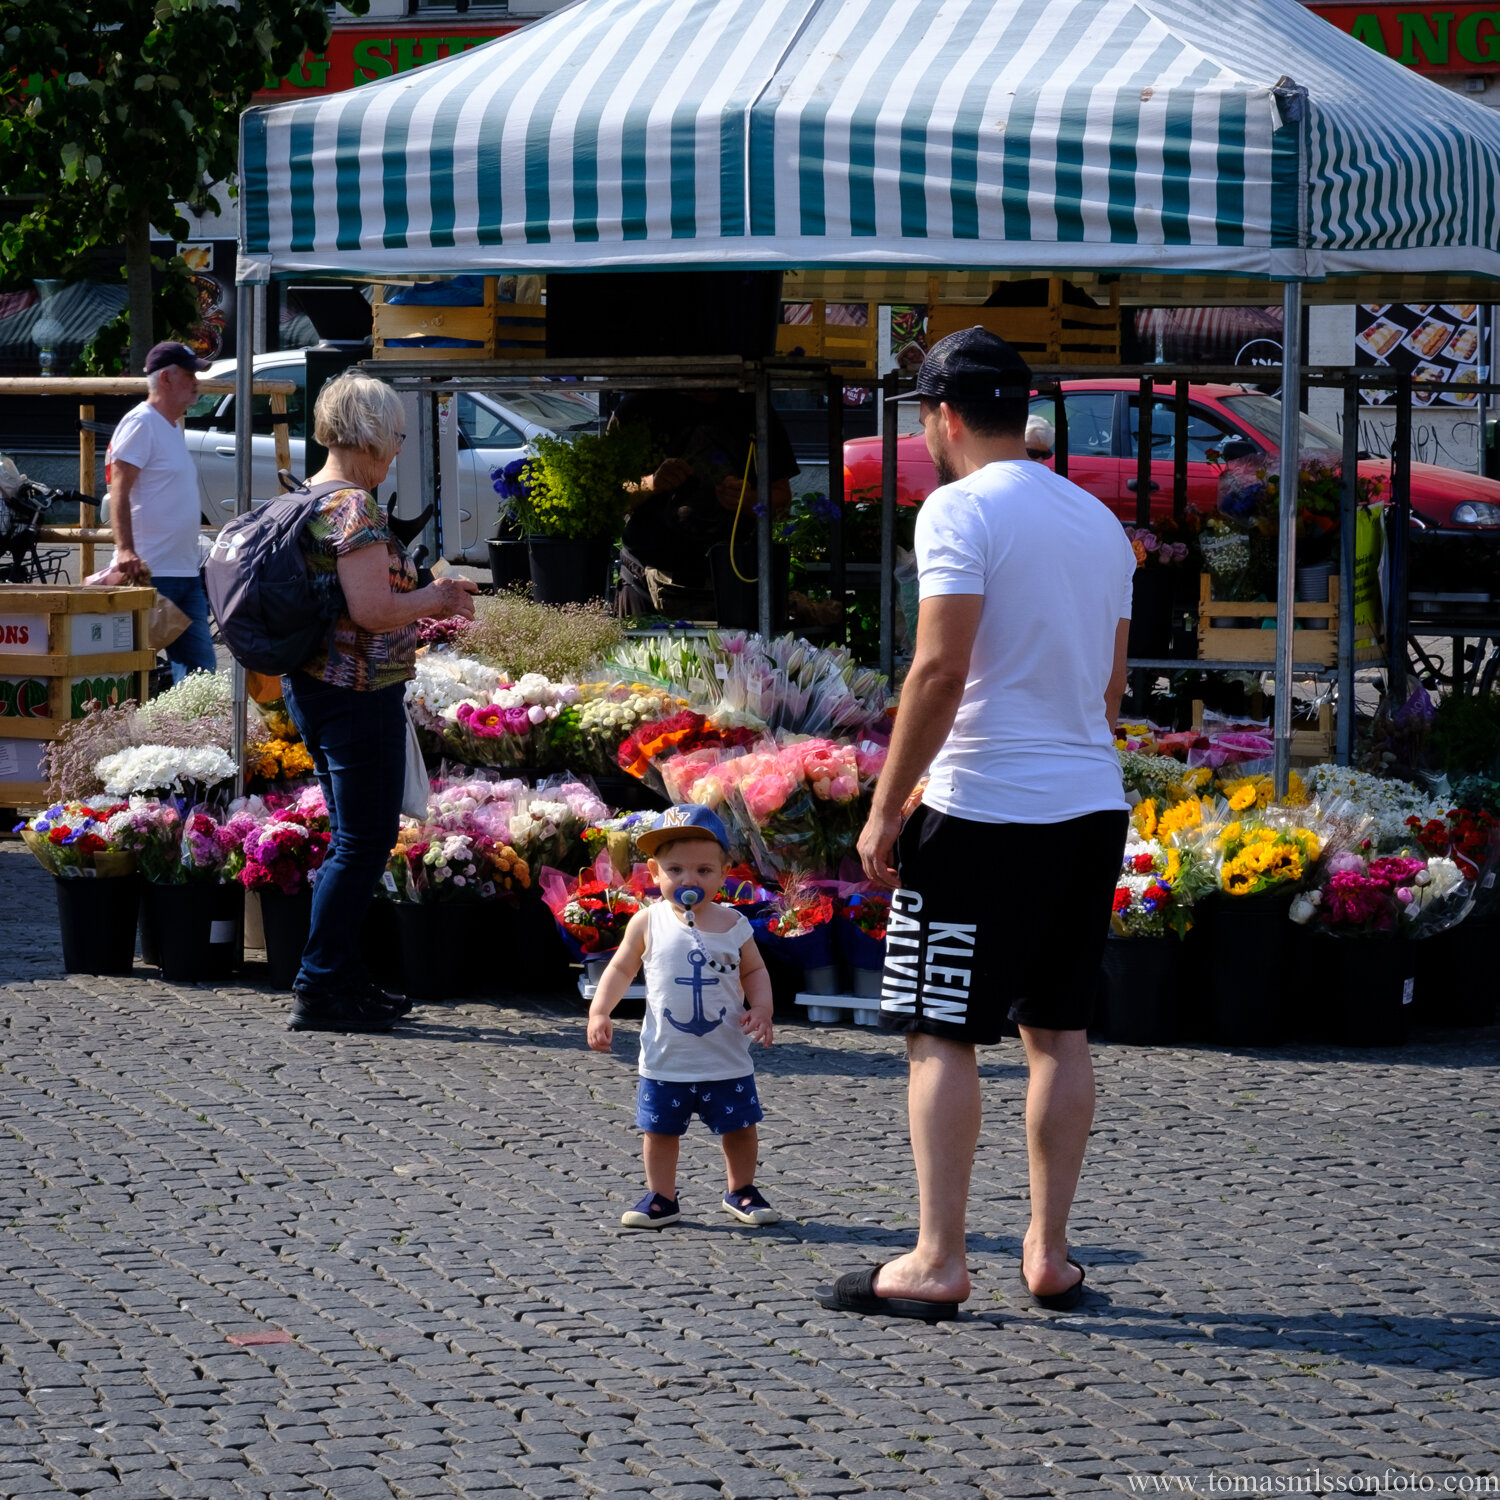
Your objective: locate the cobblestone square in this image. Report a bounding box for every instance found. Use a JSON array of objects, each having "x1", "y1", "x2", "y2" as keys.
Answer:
[{"x1": 2, "y1": 845, "x2": 1498, "y2": 1499}]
